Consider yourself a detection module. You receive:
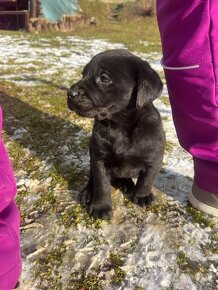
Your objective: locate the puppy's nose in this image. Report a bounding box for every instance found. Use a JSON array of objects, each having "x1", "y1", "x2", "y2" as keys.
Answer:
[{"x1": 67, "y1": 89, "x2": 79, "y2": 99}]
